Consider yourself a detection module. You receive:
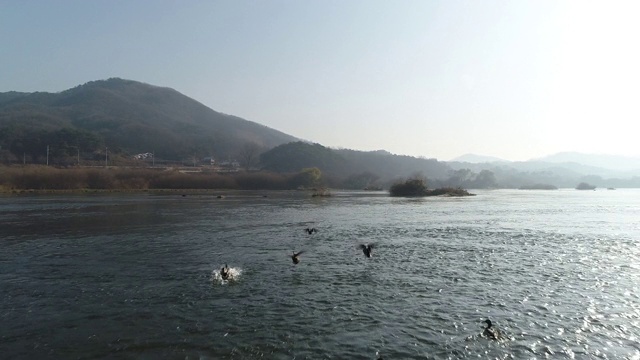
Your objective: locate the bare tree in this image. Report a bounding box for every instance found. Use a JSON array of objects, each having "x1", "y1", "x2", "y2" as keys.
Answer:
[{"x1": 238, "y1": 142, "x2": 263, "y2": 170}]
